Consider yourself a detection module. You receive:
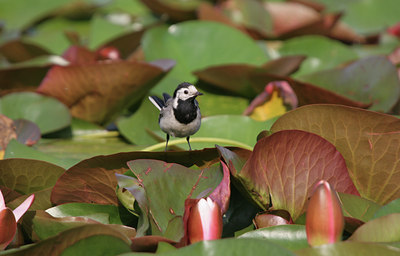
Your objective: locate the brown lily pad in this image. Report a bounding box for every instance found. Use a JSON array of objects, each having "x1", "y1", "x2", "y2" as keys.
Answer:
[{"x1": 37, "y1": 47, "x2": 175, "y2": 124}]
